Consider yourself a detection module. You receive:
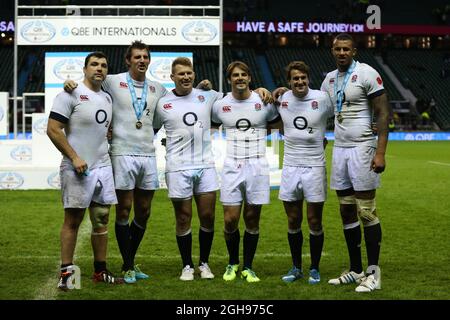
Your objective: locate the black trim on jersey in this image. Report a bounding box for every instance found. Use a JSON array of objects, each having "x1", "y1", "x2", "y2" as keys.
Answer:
[
  {"x1": 368, "y1": 89, "x2": 385, "y2": 100},
  {"x1": 211, "y1": 121, "x2": 222, "y2": 128},
  {"x1": 103, "y1": 90, "x2": 114, "y2": 104},
  {"x1": 267, "y1": 115, "x2": 281, "y2": 124},
  {"x1": 171, "y1": 89, "x2": 189, "y2": 97},
  {"x1": 49, "y1": 111, "x2": 69, "y2": 124}
]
